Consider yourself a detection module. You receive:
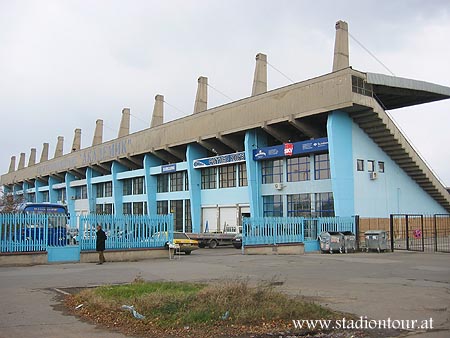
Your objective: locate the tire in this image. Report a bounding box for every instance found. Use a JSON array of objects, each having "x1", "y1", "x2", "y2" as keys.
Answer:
[
  {"x1": 184, "y1": 251, "x2": 192, "y2": 255},
  {"x1": 209, "y1": 240, "x2": 218, "y2": 249},
  {"x1": 198, "y1": 243, "x2": 206, "y2": 249}
]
